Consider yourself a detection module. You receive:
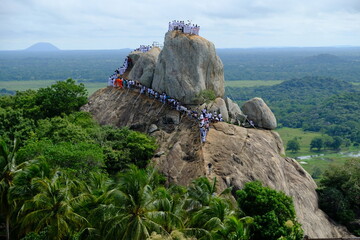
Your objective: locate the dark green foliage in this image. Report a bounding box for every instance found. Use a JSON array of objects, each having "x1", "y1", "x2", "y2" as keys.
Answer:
[
  {"x1": 194, "y1": 90, "x2": 216, "y2": 104},
  {"x1": 218, "y1": 48, "x2": 360, "y2": 82},
  {"x1": 227, "y1": 76, "x2": 360, "y2": 144},
  {"x1": 236, "y1": 181, "x2": 303, "y2": 240},
  {"x1": 0, "y1": 80, "x2": 88, "y2": 145},
  {"x1": 311, "y1": 167, "x2": 322, "y2": 179},
  {"x1": 35, "y1": 78, "x2": 87, "y2": 119},
  {"x1": 17, "y1": 140, "x2": 105, "y2": 176},
  {"x1": 98, "y1": 126, "x2": 157, "y2": 173},
  {"x1": 310, "y1": 137, "x2": 323, "y2": 151},
  {"x1": 317, "y1": 158, "x2": 360, "y2": 235},
  {"x1": 286, "y1": 138, "x2": 300, "y2": 153},
  {"x1": 0, "y1": 50, "x2": 129, "y2": 82}
]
